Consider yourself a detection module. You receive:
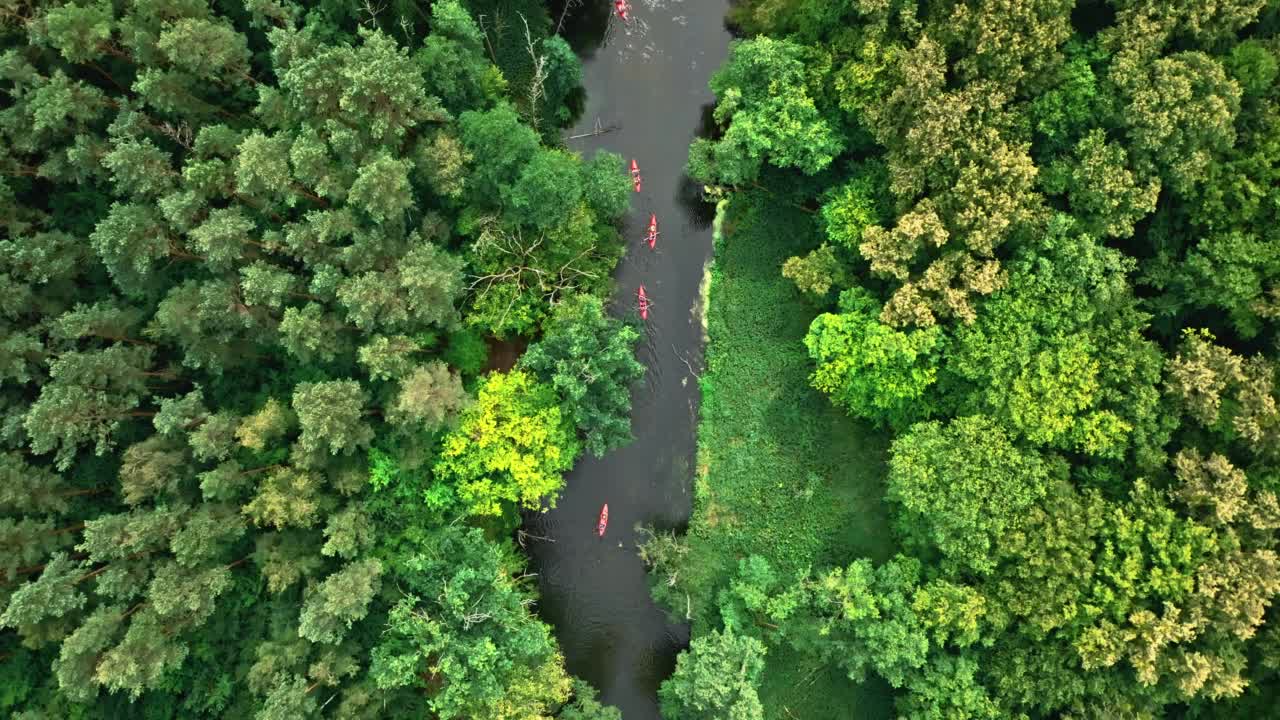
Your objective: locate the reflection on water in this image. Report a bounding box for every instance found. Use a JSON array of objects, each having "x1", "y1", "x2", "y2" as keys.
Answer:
[
  {"x1": 695, "y1": 101, "x2": 721, "y2": 142},
  {"x1": 676, "y1": 172, "x2": 715, "y2": 231},
  {"x1": 549, "y1": 0, "x2": 610, "y2": 55}
]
